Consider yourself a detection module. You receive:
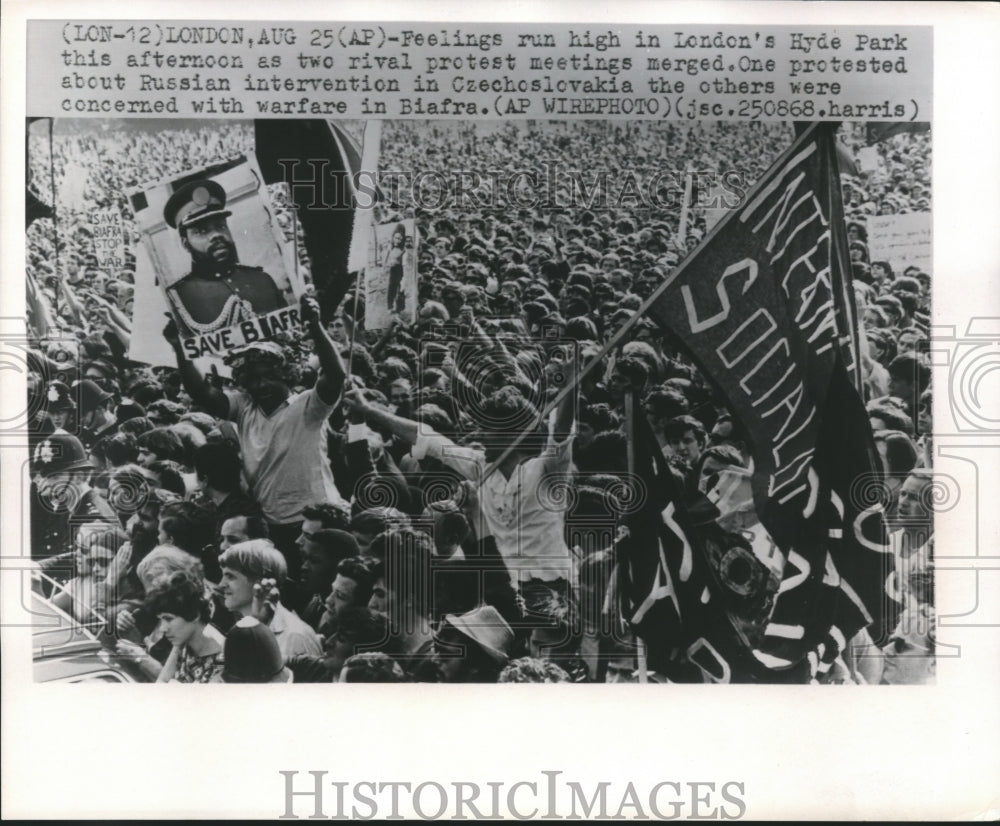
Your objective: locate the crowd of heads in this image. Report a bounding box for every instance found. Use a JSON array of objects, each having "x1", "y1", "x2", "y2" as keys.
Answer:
[{"x1": 26, "y1": 120, "x2": 934, "y2": 684}]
